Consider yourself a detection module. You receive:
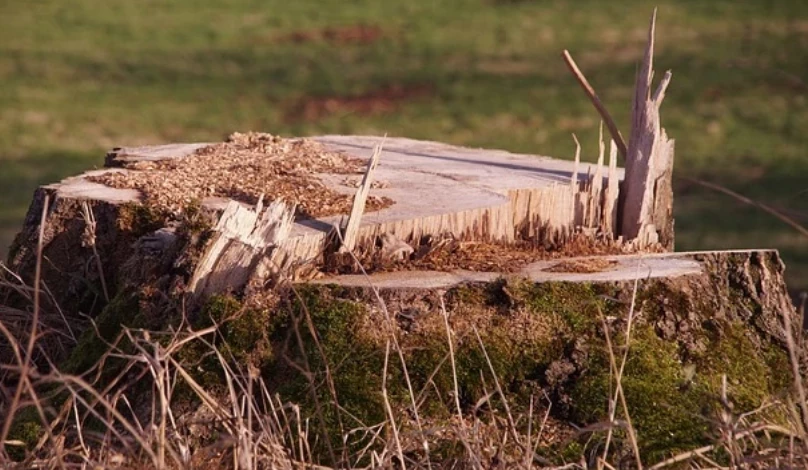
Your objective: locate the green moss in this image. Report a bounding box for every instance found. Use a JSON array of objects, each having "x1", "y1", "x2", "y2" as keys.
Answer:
[
  {"x1": 638, "y1": 282, "x2": 693, "y2": 323},
  {"x1": 452, "y1": 322, "x2": 547, "y2": 407},
  {"x1": 570, "y1": 316, "x2": 791, "y2": 464},
  {"x1": 206, "y1": 295, "x2": 277, "y2": 363},
  {"x1": 237, "y1": 281, "x2": 794, "y2": 466},
  {"x1": 763, "y1": 345, "x2": 792, "y2": 392},
  {"x1": 447, "y1": 283, "x2": 489, "y2": 307},
  {"x1": 174, "y1": 294, "x2": 280, "y2": 394},
  {"x1": 514, "y1": 281, "x2": 606, "y2": 335},
  {"x1": 572, "y1": 326, "x2": 711, "y2": 463},
  {"x1": 5, "y1": 407, "x2": 41, "y2": 461},
  {"x1": 696, "y1": 322, "x2": 789, "y2": 413},
  {"x1": 176, "y1": 198, "x2": 214, "y2": 241},
  {"x1": 404, "y1": 332, "x2": 455, "y2": 417},
  {"x1": 267, "y1": 286, "x2": 387, "y2": 461},
  {"x1": 428, "y1": 437, "x2": 466, "y2": 464},
  {"x1": 560, "y1": 441, "x2": 584, "y2": 463},
  {"x1": 117, "y1": 202, "x2": 164, "y2": 236},
  {"x1": 61, "y1": 289, "x2": 143, "y2": 374},
  {"x1": 266, "y1": 281, "x2": 615, "y2": 459},
  {"x1": 406, "y1": 283, "x2": 574, "y2": 415}
]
